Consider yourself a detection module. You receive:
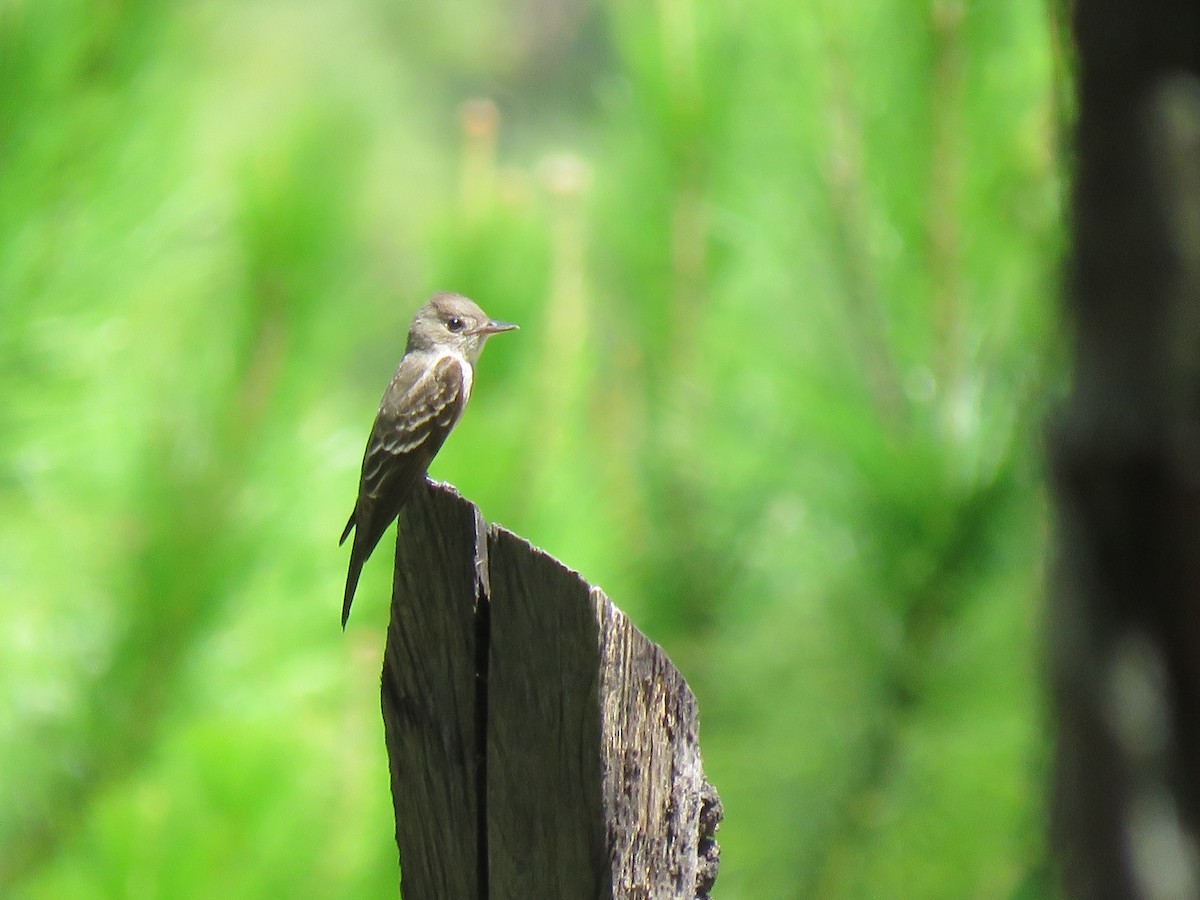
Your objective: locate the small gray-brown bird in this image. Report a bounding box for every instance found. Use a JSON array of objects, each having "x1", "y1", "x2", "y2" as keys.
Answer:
[{"x1": 340, "y1": 292, "x2": 517, "y2": 626}]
